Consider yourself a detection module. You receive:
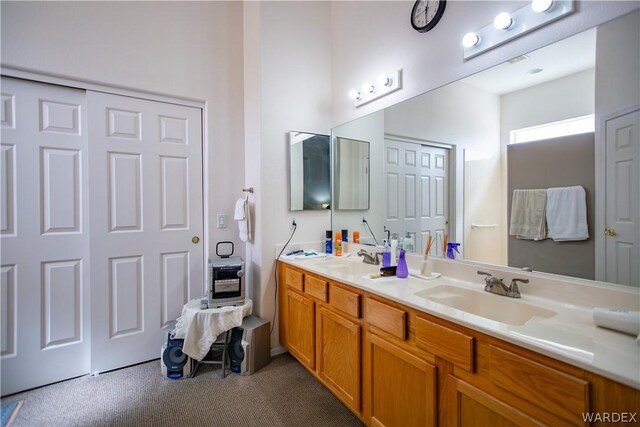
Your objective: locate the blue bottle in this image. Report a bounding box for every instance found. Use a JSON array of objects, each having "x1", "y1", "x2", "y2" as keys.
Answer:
[
  {"x1": 446, "y1": 243, "x2": 460, "y2": 259},
  {"x1": 382, "y1": 240, "x2": 391, "y2": 267},
  {"x1": 325, "y1": 230, "x2": 332, "y2": 254},
  {"x1": 396, "y1": 249, "x2": 409, "y2": 278}
]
